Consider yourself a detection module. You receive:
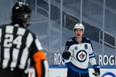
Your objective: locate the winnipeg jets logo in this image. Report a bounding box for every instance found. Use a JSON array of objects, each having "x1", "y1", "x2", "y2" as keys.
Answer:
[
  {"x1": 76, "y1": 50, "x2": 87, "y2": 62},
  {"x1": 79, "y1": 52, "x2": 85, "y2": 59}
]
